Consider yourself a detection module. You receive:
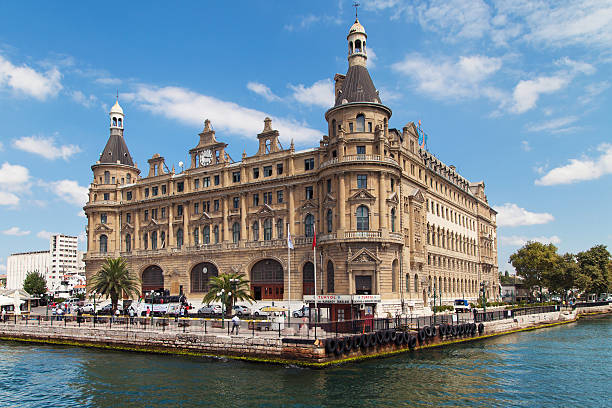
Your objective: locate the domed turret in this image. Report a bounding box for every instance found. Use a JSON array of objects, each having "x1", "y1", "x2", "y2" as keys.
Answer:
[
  {"x1": 347, "y1": 18, "x2": 367, "y2": 67},
  {"x1": 110, "y1": 99, "x2": 124, "y2": 130}
]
